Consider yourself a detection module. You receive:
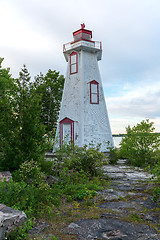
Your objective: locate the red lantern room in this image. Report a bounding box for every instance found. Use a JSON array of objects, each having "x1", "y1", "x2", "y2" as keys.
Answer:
[{"x1": 73, "y1": 23, "x2": 92, "y2": 42}]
